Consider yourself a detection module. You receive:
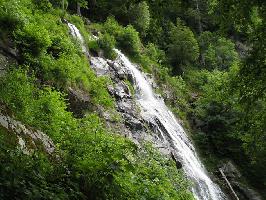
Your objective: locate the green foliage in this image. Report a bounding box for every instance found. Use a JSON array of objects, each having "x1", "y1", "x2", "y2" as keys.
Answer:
[
  {"x1": 0, "y1": 128, "x2": 83, "y2": 200},
  {"x1": 102, "y1": 17, "x2": 142, "y2": 57},
  {"x1": 0, "y1": 2, "x2": 114, "y2": 109},
  {"x1": 0, "y1": 68, "x2": 75, "y2": 140},
  {"x1": 167, "y1": 19, "x2": 199, "y2": 69},
  {"x1": 0, "y1": 0, "x2": 30, "y2": 32},
  {"x1": 129, "y1": 1, "x2": 150, "y2": 36},
  {"x1": 2, "y1": 0, "x2": 265, "y2": 198},
  {"x1": 0, "y1": 65, "x2": 194, "y2": 199},
  {"x1": 117, "y1": 25, "x2": 142, "y2": 57},
  {"x1": 192, "y1": 68, "x2": 240, "y2": 153},
  {"x1": 88, "y1": 40, "x2": 100, "y2": 53},
  {"x1": 198, "y1": 32, "x2": 239, "y2": 70},
  {"x1": 15, "y1": 23, "x2": 52, "y2": 56},
  {"x1": 102, "y1": 17, "x2": 124, "y2": 38},
  {"x1": 33, "y1": 0, "x2": 53, "y2": 11},
  {"x1": 190, "y1": 64, "x2": 266, "y2": 191},
  {"x1": 98, "y1": 33, "x2": 117, "y2": 60},
  {"x1": 144, "y1": 43, "x2": 165, "y2": 64}
]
